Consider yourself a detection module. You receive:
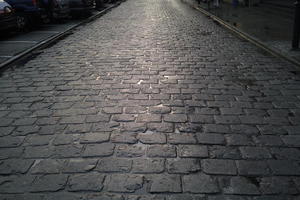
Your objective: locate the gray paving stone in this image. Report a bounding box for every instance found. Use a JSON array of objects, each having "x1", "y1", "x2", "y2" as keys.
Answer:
[
  {"x1": 239, "y1": 147, "x2": 272, "y2": 159},
  {"x1": 190, "y1": 115, "x2": 214, "y2": 124},
  {"x1": 54, "y1": 144, "x2": 83, "y2": 158},
  {"x1": 168, "y1": 133, "x2": 197, "y2": 144},
  {"x1": 68, "y1": 173, "x2": 105, "y2": 191},
  {"x1": 138, "y1": 132, "x2": 166, "y2": 144},
  {"x1": 30, "y1": 159, "x2": 66, "y2": 174},
  {"x1": 103, "y1": 107, "x2": 123, "y2": 114},
  {"x1": 281, "y1": 135, "x2": 300, "y2": 147},
  {"x1": 167, "y1": 158, "x2": 200, "y2": 174},
  {"x1": 0, "y1": 118, "x2": 14, "y2": 127},
  {"x1": 164, "y1": 114, "x2": 188, "y2": 123},
  {"x1": 125, "y1": 195, "x2": 165, "y2": 200},
  {"x1": 137, "y1": 114, "x2": 162, "y2": 123},
  {"x1": 166, "y1": 194, "x2": 206, "y2": 200},
  {"x1": 12, "y1": 118, "x2": 37, "y2": 126},
  {"x1": 209, "y1": 146, "x2": 241, "y2": 159},
  {"x1": 111, "y1": 132, "x2": 138, "y2": 144},
  {"x1": 259, "y1": 177, "x2": 298, "y2": 195},
  {"x1": 202, "y1": 159, "x2": 237, "y2": 175},
  {"x1": 62, "y1": 158, "x2": 97, "y2": 173},
  {"x1": 0, "y1": 136, "x2": 24, "y2": 148},
  {"x1": 24, "y1": 146, "x2": 54, "y2": 158},
  {"x1": 149, "y1": 174, "x2": 181, "y2": 193},
  {"x1": 53, "y1": 134, "x2": 79, "y2": 146},
  {"x1": 60, "y1": 116, "x2": 86, "y2": 124},
  {"x1": 23, "y1": 135, "x2": 53, "y2": 146},
  {"x1": 0, "y1": 147, "x2": 23, "y2": 160},
  {"x1": 196, "y1": 133, "x2": 225, "y2": 145},
  {"x1": 0, "y1": 127, "x2": 15, "y2": 137},
  {"x1": 112, "y1": 114, "x2": 135, "y2": 122},
  {"x1": 225, "y1": 134, "x2": 254, "y2": 146},
  {"x1": 116, "y1": 144, "x2": 145, "y2": 157},
  {"x1": 182, "y1": 173, "x2": 220, "y2": 193},
  {"x1": 132, "y1": 158, "x2": 164, "y2": 173},
  {"x1": 0, "y1": 159, "x2": 34, "y2": 175},
  {"x1": 253, "y1": 135, "x2": 284, "y2": 146},
  {"x1": 203, "y1": 124, "x2": 231, "y2": 134},
  {"x1": 178, "y1": 145, "x2": 208, "y2": 158},
  {"x1": 42, "y1": 192, "x2": 86, "y2": 200},
  {"x1": 147, "y1": 145, "x2": 176, "y2": 158},
  {"x1": 267, "y1": 160, "x2": 300, "y2": 175},
  {"x1": 257, "y1": 125, "x2": 287, "y2": 135},
  {"x1": 222, "y1": 177, "x2": 260, "y2": 195},
  {"x1": 236, "y1": 160, "x2": 270, "y2": 176},
  {"x1": 270, "y1": 147, "x2": 300, "y2": 160},
  {"x1": 214, "y1": 116, "x2": 240, "y2": 124},
  {"x1": 96, "y1": 157, "x2": 132, "y2": 172},
  {"x1": 124, "y1": 106, "x2": 147, "y2": 114},
  {"x1": 65, "y1": 124, "x2": 92, "y2": 134},
  {"x1": 30, "y1": 174, "x2": 68, "y2": 192},
  {"x1": 0, "y1": 175, "x2": 35, "y2": 194},
  {"x1": 86, "y1": 193, "x2": 124, "y2": 200},
  {"x1": 230, "y1": 124, "x2": 259, "y2": 135},
  {"x1": 83, "y1": 143, "x2": 115, "y2": 157},
  {"x1": 149, "y1": 106, "x2": 171, "y2": 114},
  {"x1": 106, "y1": 174, "x2": 144, "y2": 193},
  {"x1": 86, "y1": 114, "x2": 111, "y2": 123},
  {"x1": 147, "y1": 123, "x2": 174, "y2": 133},
  {"x1": 80, "y1": 132, "x2": 110, "y2": 144}
]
